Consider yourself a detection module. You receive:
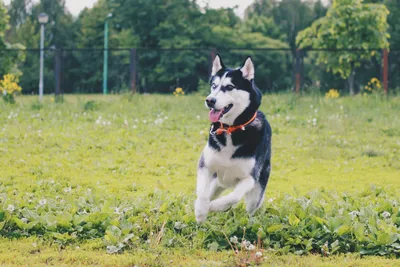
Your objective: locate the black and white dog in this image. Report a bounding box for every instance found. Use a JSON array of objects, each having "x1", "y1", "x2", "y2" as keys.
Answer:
[{"x1": 195, "y1": 55, "x2": 272, "y2": 223}]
